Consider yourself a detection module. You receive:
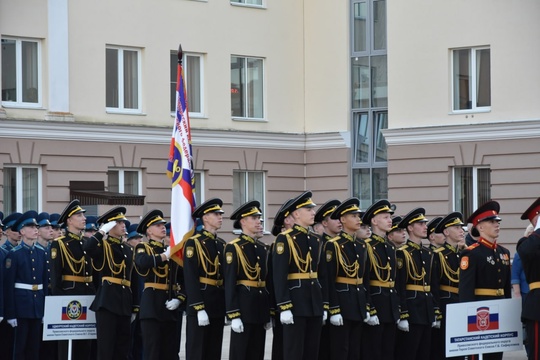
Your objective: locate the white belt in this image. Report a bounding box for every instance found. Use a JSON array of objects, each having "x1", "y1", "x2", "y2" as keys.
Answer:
[{"x1": 14, "y1": 283, "x2": 43, "y2": 291}]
